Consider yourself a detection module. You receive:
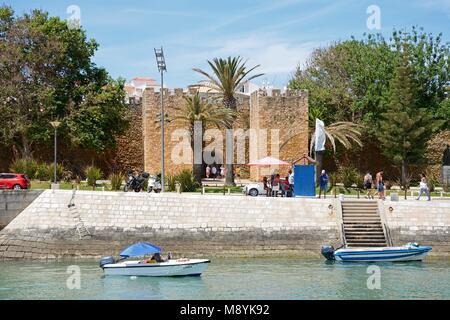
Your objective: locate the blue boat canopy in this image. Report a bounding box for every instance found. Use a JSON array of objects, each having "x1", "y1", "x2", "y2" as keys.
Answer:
[{"x1": 119, "y1": 242, "x2": 161, "y2": 258}]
